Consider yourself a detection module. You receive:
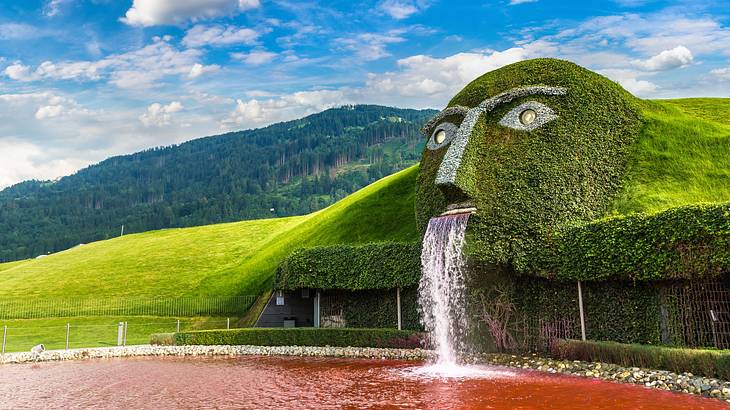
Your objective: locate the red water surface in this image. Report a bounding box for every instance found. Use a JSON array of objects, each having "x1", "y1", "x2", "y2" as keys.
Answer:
[{"x1": 0, "y1": 356, "x2": 727, "y2": 409}]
